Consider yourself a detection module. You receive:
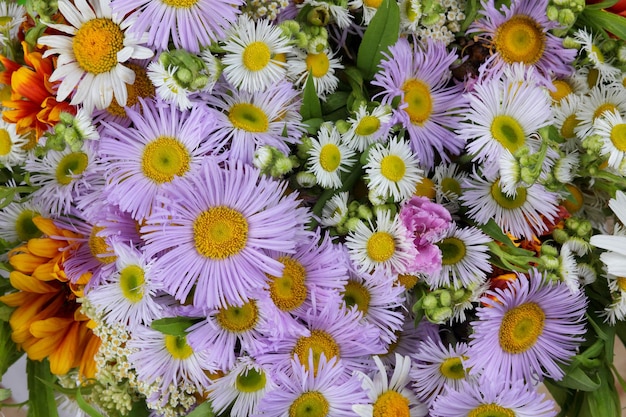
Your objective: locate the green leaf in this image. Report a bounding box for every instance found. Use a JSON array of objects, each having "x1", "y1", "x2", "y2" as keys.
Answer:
[
  {"x1": 584, "y1": 0, "x2": 619, "y2": 10},
  {"x1": 586, "y1": 365, "x2": 620, "y2": 417},
  {"x1": 76, "y1": 387, "x2": 105, "y2": 417},
  {"x1": 553, "y1": 366, "x2": 601, "y2": 391},
  {"x1": 0, "y1": 321, "x2": 22, "y2": 378},
  {"x1": 356, "y1": 0, "x2": 400, "y2": 80},
  {"x1": 150, "y1": 317, "x2": 199, "y2": 336},
  {"x1": 478, "y1": 219, "x2": 516, "y2": 247},
  {"x1": 186, "y1": 401, "x2": 215, "y2": 417},
  {"x1": 0, "y1": 388, "x2": 11, "y2": 402},
  {"x1": 300, "y1": 74, "x2": 322, "y2": 120},
  {"x1": 578, "y1": 9, "x2": 626, "y2": 40},
  {"x1": 302, "y1": 118, "x2": 324, "y2": 135},
  {"x1": 127, "y1": 399, "x2": 150, "y2": 417},
  {"x1": 27, "y1": 359, "x2": 59, "y2": 417},
  {"x1": 460, "y1": 0, "x2": 479, "y2": 32},
  {"x1": 0, "y1": 303, "x2": 13, "y2": 322}
]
